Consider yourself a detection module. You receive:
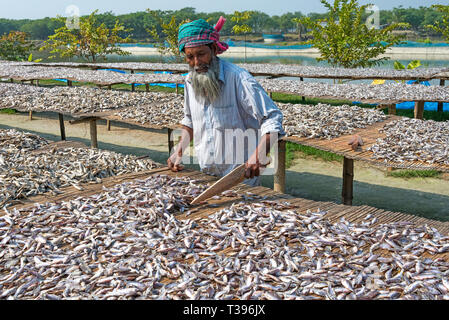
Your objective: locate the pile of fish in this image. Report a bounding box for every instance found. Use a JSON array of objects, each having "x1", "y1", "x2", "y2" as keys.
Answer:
[
  {"x1": 279, "y1": 103, "x2": 387, "y2": 139},
  {"x1": 4, "y1": 60, "x2": 446, "y2": 80},
  {"x1": 0, "y1": 174, "x2": 448, "y2": 300},
  {"x1": 0, "y1": 129, "x2": 160, "y2": 207},
  {"x1": 0, "y1": 128, "x2": 49, "y2": 151},
  {"x1": 0, "y1": 65, "x2": 185, "y2": 85},
  {"x1": 0, "y1": 82, "x2": 45, "y2": 98},
  {"x1": 240, "y1": 64, "x2": 447, "y2": 79},
  {"x1": 0, "y1": 84, "x2": 181, "y2": 115},
  {"x1": 259, "y1": 80, "x2": 449, "y2": 102},
  {"x1": 115, "y1": 95, "x2": 184, "y2": 126},
  {"x1": 368, "y1": 118, "x2": 449, "y2": 165}
]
